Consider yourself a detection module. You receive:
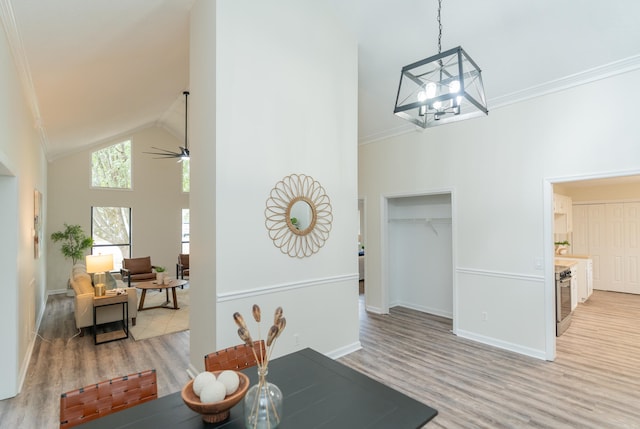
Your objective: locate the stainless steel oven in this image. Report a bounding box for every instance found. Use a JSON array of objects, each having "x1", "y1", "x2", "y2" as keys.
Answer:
[{"x1": 556, "y1": 266, "x2": 573, "y2": 336}]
